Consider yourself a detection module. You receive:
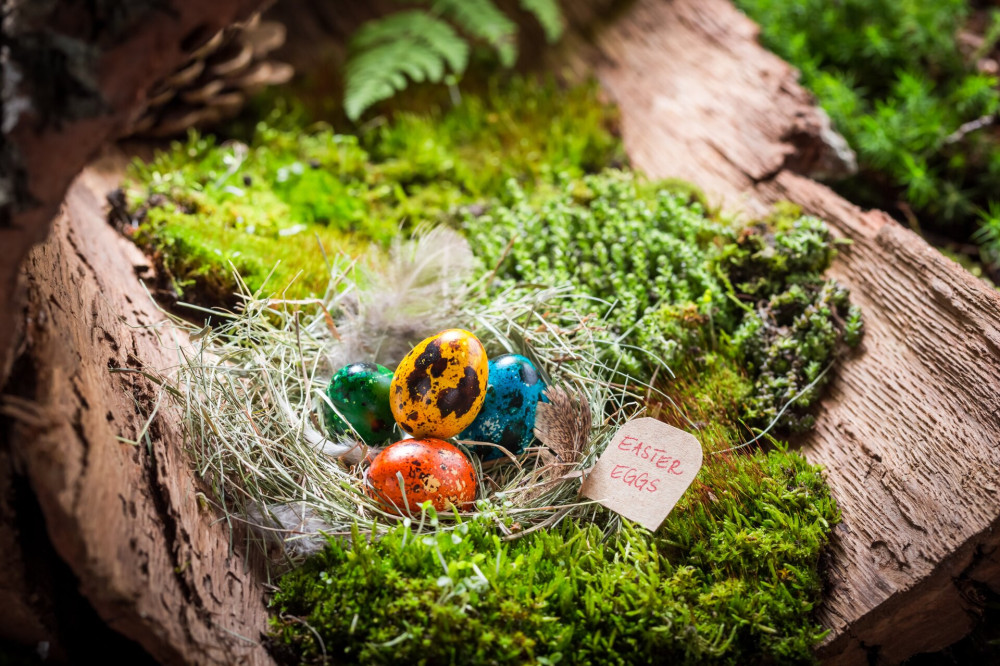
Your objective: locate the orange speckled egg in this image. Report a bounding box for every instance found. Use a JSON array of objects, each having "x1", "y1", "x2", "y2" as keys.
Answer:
[
  {"x1": 390, "y1": 329, "x2": 488, "y2": 439},
  {"x1": 367, "y1": 438, "x2": 477, "y2": 514}
]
